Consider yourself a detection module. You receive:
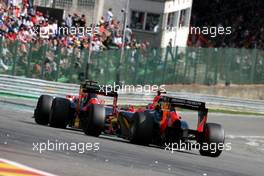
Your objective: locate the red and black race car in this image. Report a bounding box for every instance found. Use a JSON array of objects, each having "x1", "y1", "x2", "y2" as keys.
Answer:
[
  {"x1": 34, "y1": 81, "x2": 225, "y2": 157},
  {"x1": 34, "y1": 81, "x2": 117, "y2": 135}
]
